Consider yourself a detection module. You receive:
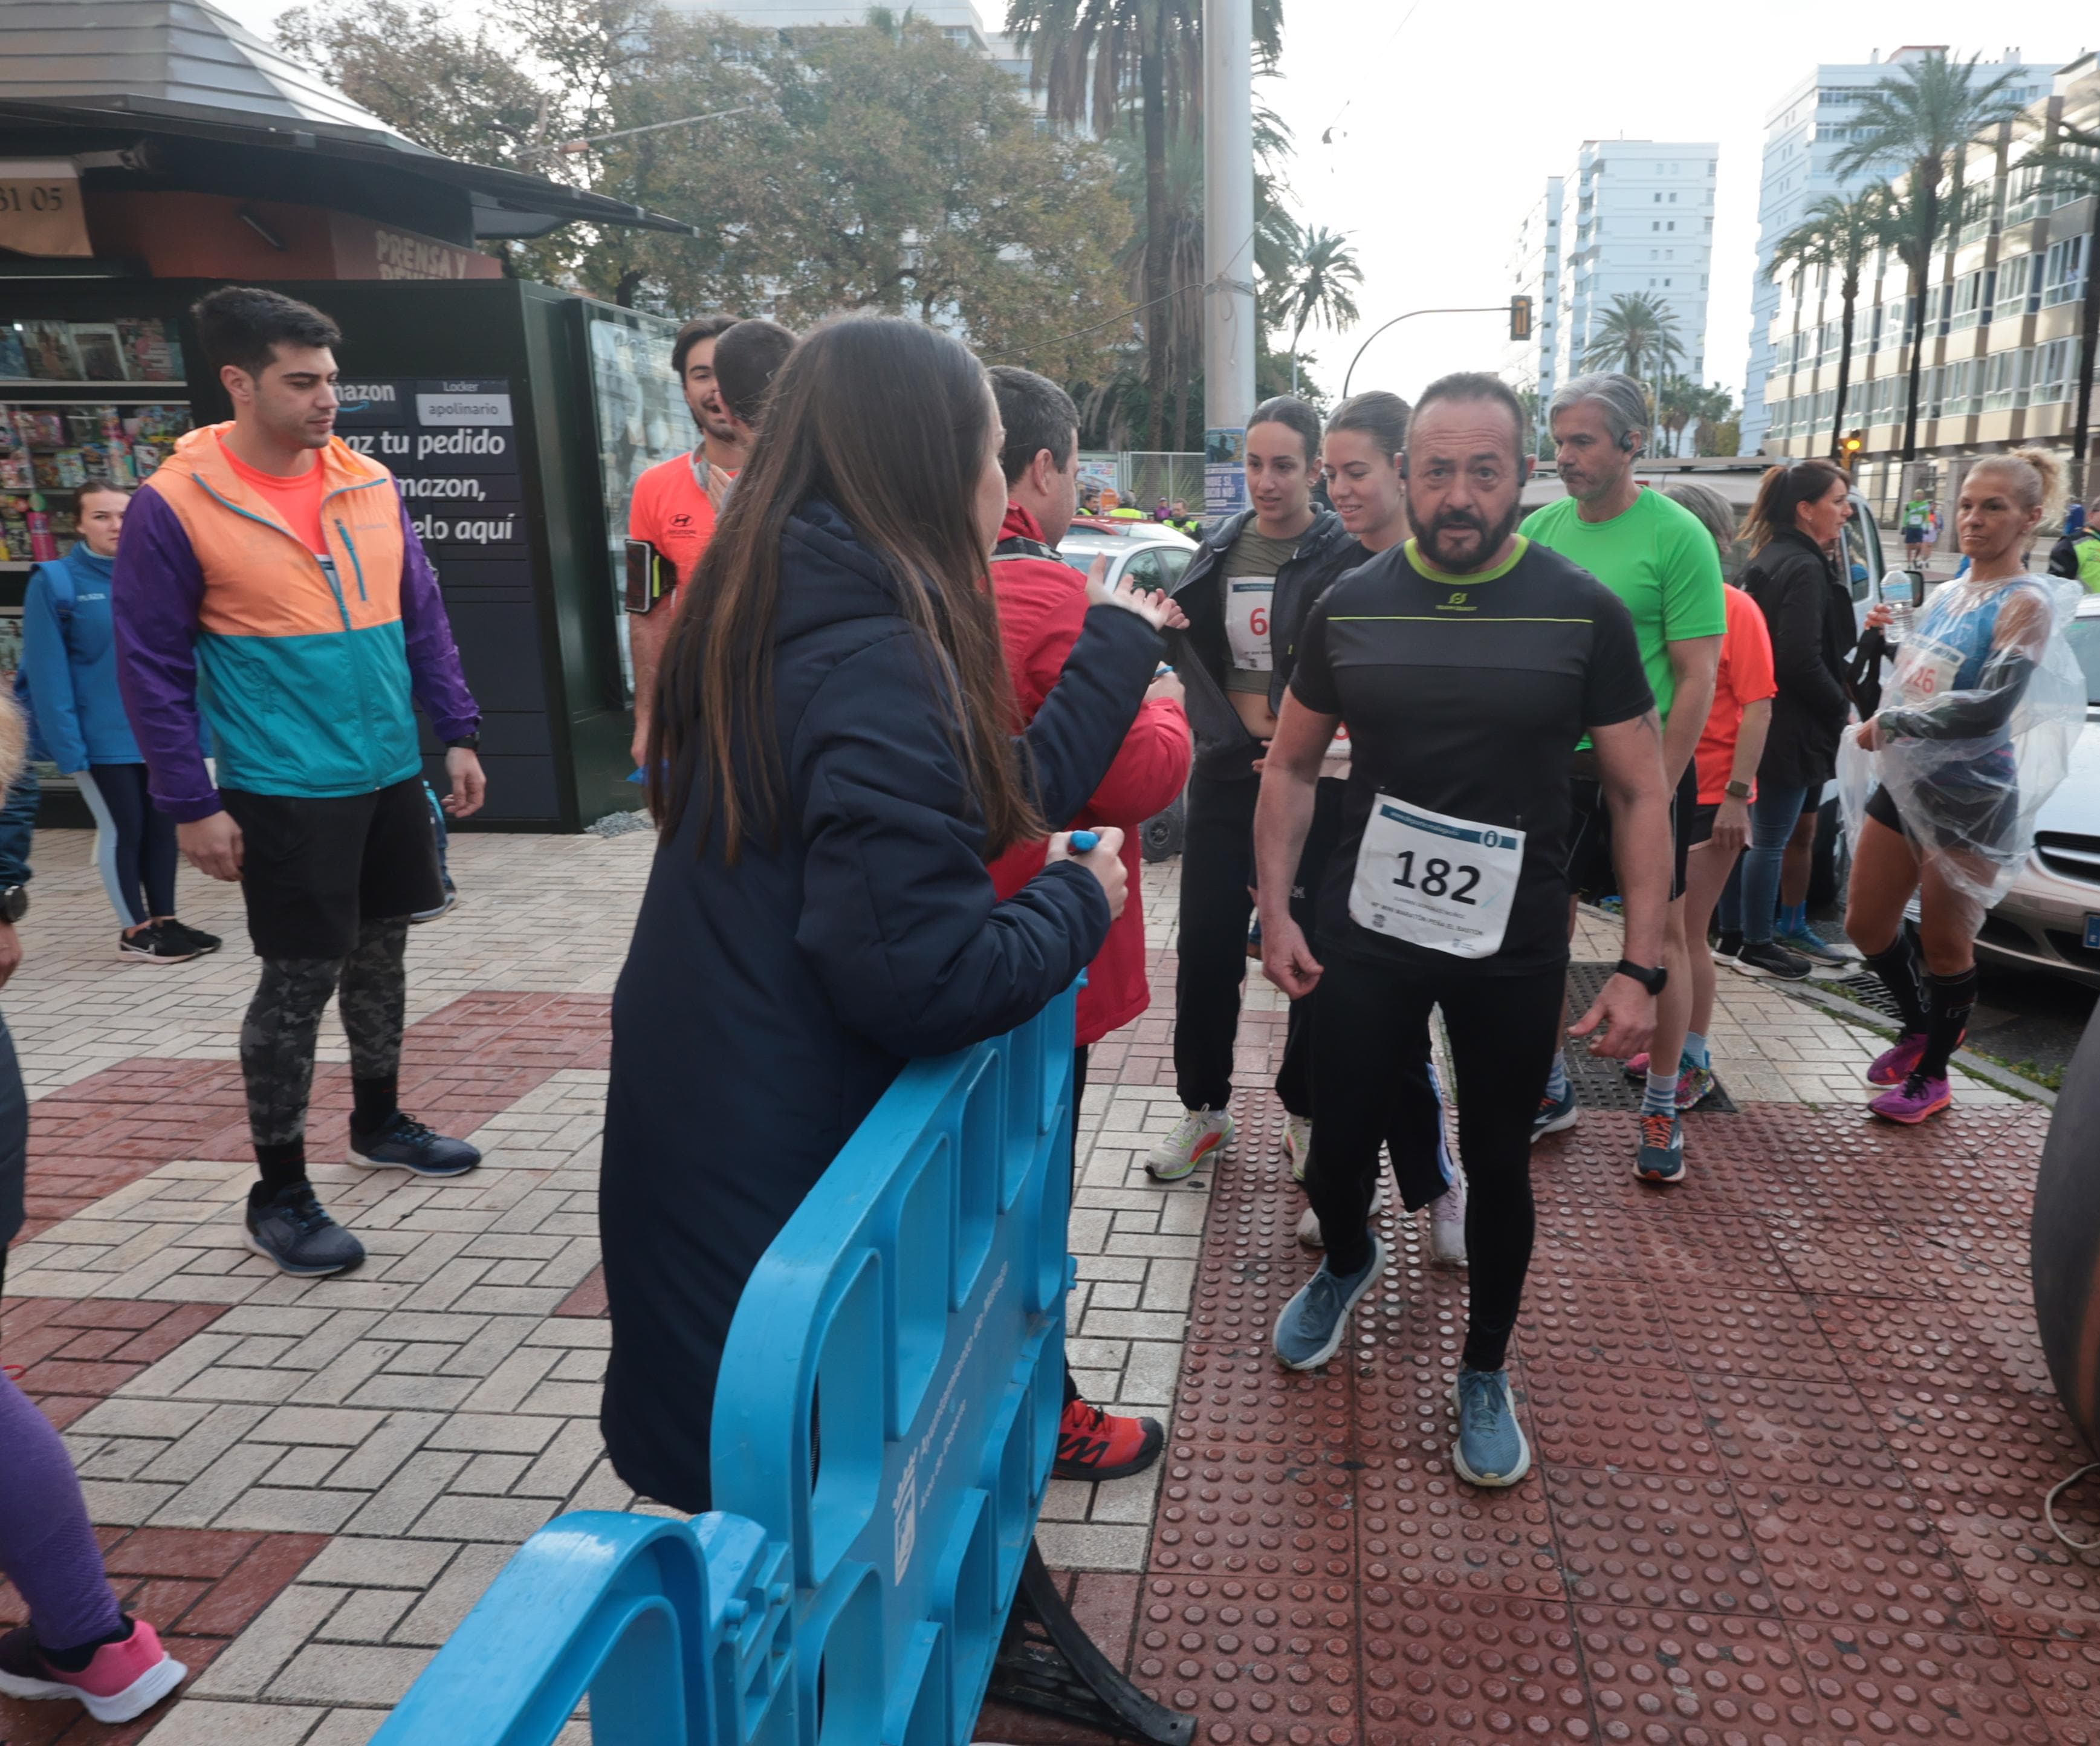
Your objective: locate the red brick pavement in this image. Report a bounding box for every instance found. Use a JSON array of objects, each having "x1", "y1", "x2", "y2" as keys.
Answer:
[
  {"x1": 0, "y1": 1525, "x2": 326, "y2": 1746},
  {"x1": 15, "y1": 992, "x2": 611, "y2": 1240},
  {"x1": 1, "y1": 1299, "x2": 229, "y2": 1430}
]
